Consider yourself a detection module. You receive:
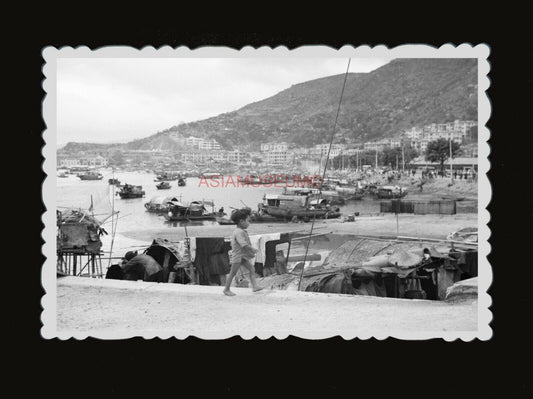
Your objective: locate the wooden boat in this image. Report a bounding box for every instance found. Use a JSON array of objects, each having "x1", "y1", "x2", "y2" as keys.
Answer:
[
  {"x1": 156, "y1": 181, "x2": 172, "y2": 190},
  {"x1": 145, "y1": 196, "x2": 181, "y2": 213},
  {"x1": 258, "y1": 194, "x2": 336, "y2": 221},
  {"x1": 154, "y1": 172, "x2": 180, "y2": 181},
  {"x1": 78, "y1": 171, "x2": 103, "y2": 180},
  {"x1": 164, "y1": 201, "x2": 220, "y2": 222},
  {"x1": 117, "y1": 183, "x2": 145, "y2": 199},
  {"x1": 376, "y1": 185, "x2": 407, "y2": 199},
  {"x1": 108, "y1": 178, "x2": 121, "y2": 185},
  {"x1": 335, "y1": 186, "x2": 364, "y2": 200}
]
